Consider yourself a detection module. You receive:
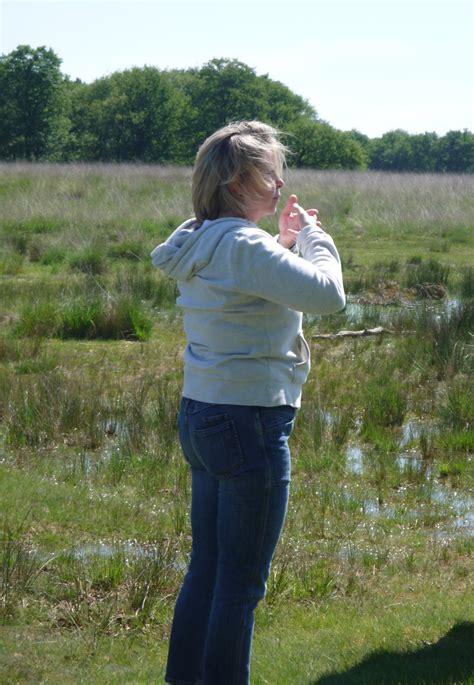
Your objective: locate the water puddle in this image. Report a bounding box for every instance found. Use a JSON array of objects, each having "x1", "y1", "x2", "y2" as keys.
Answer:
[
  {"x1": 70, "y1": 541, "x2": 150, "y2": 560},
  {"x1": 399, "y1": 419, "x2": 433, "y2": 447},
  {"x1": 308, "y1": 298, "x2": 462, "y2": 329},
  {"x1": 344, "y1": 302, "x2": 399, "y2": 326},
  {"x1": 344, "y1": 420, "x2": 473, "y2": 535},
  {"x1": 55, "y1": 541, "x2": 188, "y2": 570},
  {"x1": 346, "y1": 445, "x2": 364, "y2": 475},
  {"x1": 341, "y1": 484, "x2": 474, "y2": 535}
]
